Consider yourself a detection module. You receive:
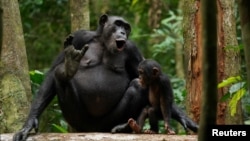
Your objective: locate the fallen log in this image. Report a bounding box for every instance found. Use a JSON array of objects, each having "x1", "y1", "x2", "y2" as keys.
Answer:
[{"x1": 0, "y1": 133, "x2": 197, "y2": 141}]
